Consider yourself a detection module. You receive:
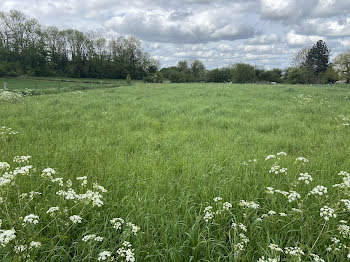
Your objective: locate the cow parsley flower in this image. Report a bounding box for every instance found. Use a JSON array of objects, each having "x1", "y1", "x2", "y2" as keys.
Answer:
[
  {"x1": 284, "y1": 246, "x2": 304, "y2": 257},
  {"x1": 98, "y1": 250, "x2": 113, "y2": 261},
  {"x1": 257, "y1": 256, "x2": 279, "y2": 262},
  {"x1": 296, "y1": 157, "x2": 309, "y2": 163},
  {"x1": 203, "y1": 206, "x2": 214, "y2": 222},
  {"x1": 41, "y1": 168, "x2": 56, "y2": 179},
  {"x1": 298, "y1": 173, "x2": 313, "y2": 184},
  {"x1": 93, "y1": 183, "x2": 107, "y2": 193},
  {"x1": 268, "y1": 243, "x2": 283, "y2": 252},
  {"x1": 0, "y1": 229, "x2": 16, "y2": 247},
  {"x1": 340, "y1": 199, "x2": 350, "y2": 210},
  {"x1": 223, "y1": 202, "x2": 232, "y2": 210},
  {"x1": 269, "y1": 166, "x2": 287, "y2": 175},
  {"x1": 70, "y1": 215, "x2": 83, "y2": 224},
  {"x1": 23, "y1": 214, "x2": 39, "y2": 225},
  {"x1": 82, "y1": 234, "x2": 104, "y2": 242},
  {"x1": 126, "y1": 222, "x2": 141, "y2": 235},
  {"x1": 287, "y1": 191, "x2": 301, "y2": 203},
  {"x1": 239, "y1": 200, "x2": 260, "y2": 209},
  {"x1": 265, "y1": 155, "x2": 276, "y2": 160},
  {"x1": 51, "y1": 178, "x2": 64, "y2": 187},
  {"x1": 309, "y1": 185, "x2": 328, "y2": 196},
  {"x1": 213, "y1": 196, "x2": 222, "y2": 202},
  {"x1": 13, "y1": 155, "x2": 31, "y2": 164},
  {"x1": 320, "y1": 206, "x2": 336, "y2": 221},
  {"x1": 0, "y1": 162, "x2": 10, "y2": 170},
  {"x1": 29, "y1": 241, "x2": 41, "y2": 249},
  {"x1": 117, "y1": 242, "x2": 135, "y2": 262},
  {"x1": 14, "y1": 244, "x2": 27, "y2": 253},
  {"x1": 46, "y1": 206, "x2": 60, "y2": 215},
  {"x1": 110, "y1": 218, "x2": 125, "y2": 230},
  {"x1": 310, "y1": 254, "x2": 325, "y2": 262},
  {"x1": 76, "y1": 176, "x2": 88, "y2": 187},
  {"x1": 277, "y1": 152, "x2": 287, "y2": 157}
]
